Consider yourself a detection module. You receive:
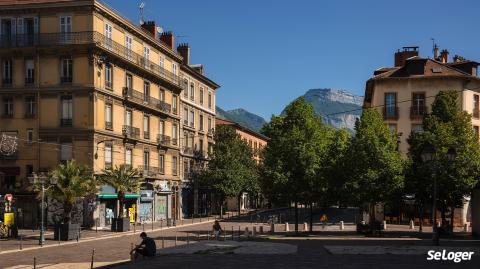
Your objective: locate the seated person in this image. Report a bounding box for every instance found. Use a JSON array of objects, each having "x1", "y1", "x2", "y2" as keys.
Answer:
[{"x1": 131, "y1": 232, "x2": 156, "y2": 260}]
